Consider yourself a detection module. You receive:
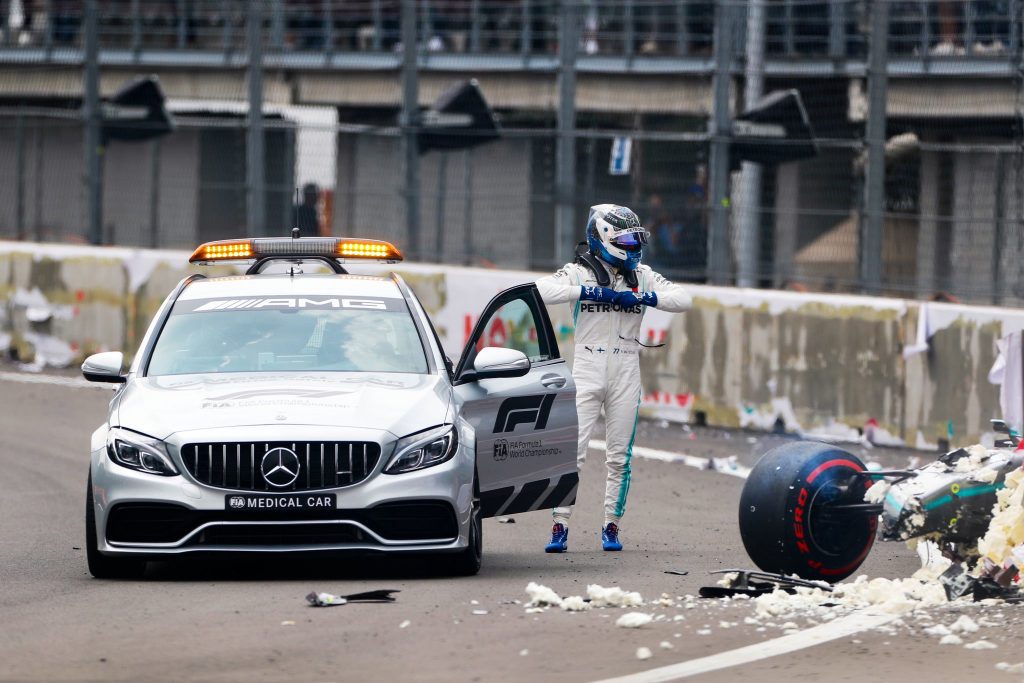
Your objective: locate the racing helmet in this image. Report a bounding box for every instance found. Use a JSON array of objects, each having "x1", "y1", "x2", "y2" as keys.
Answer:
[{"x1": 585, "y1": 204, "x2": 649, "y2": 271}]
